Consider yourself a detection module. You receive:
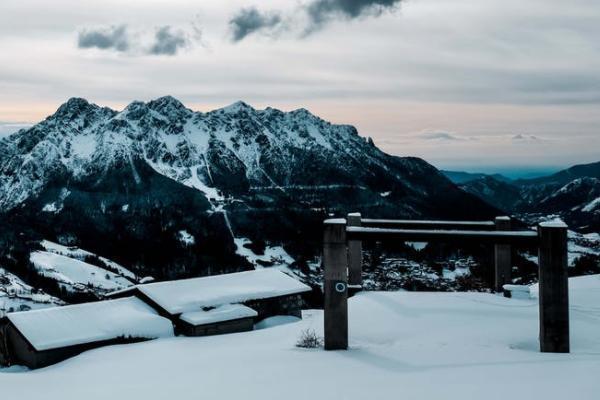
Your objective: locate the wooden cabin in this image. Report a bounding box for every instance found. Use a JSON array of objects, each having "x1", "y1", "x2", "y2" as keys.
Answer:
[
  {"x1": 107, "y1": 269, "x2": 311, "y2": 335},
  {"x1": 0, "y1": 297, "x2": 173, "y2": 369}
]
